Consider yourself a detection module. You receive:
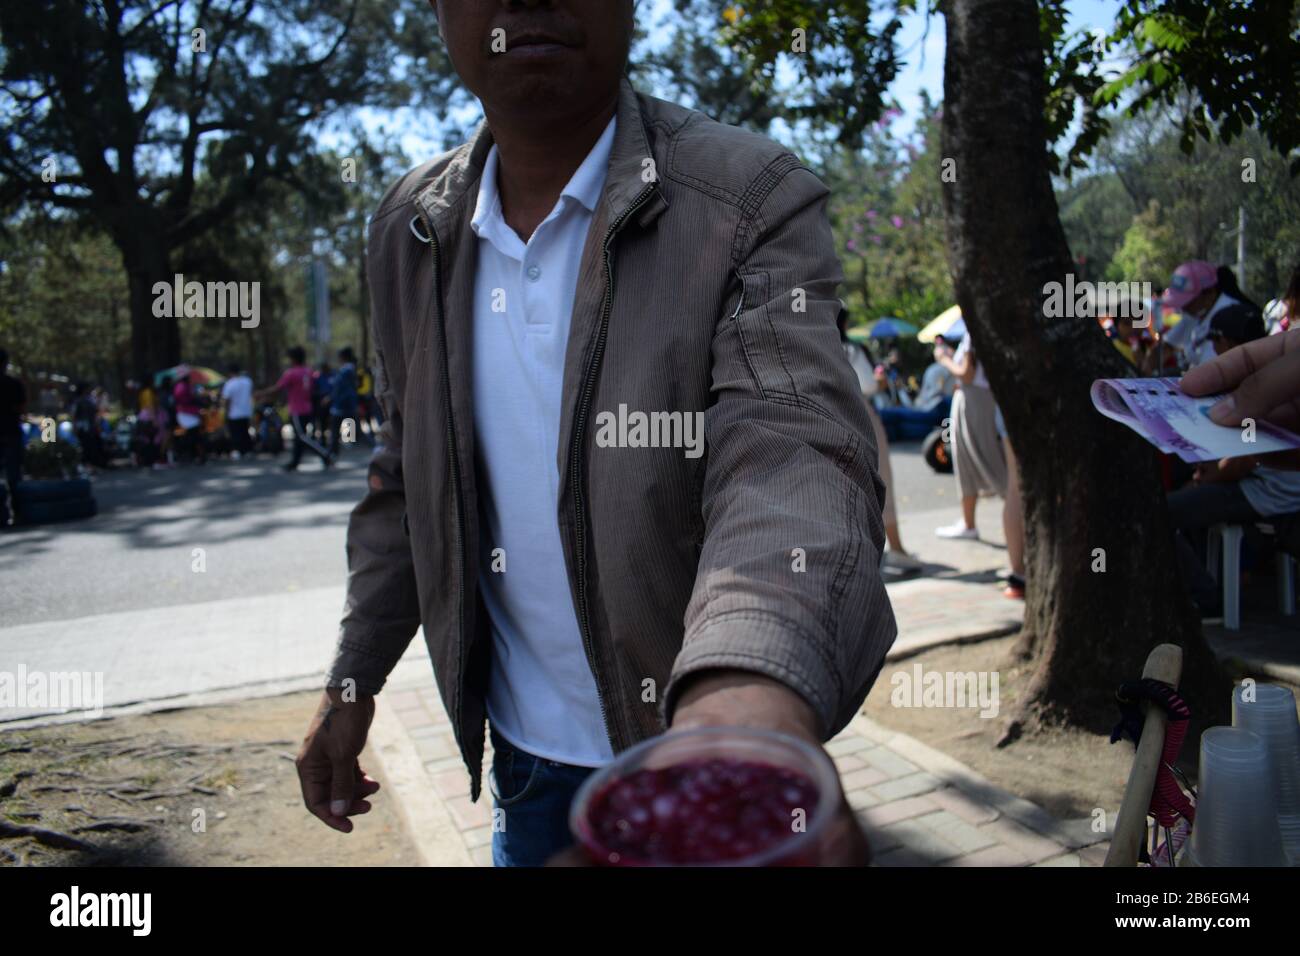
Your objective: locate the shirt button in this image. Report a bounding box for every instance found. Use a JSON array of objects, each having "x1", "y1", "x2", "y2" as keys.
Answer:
[{"x1": 526, "y1": 265, "x2": 542, "y2": 282}]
